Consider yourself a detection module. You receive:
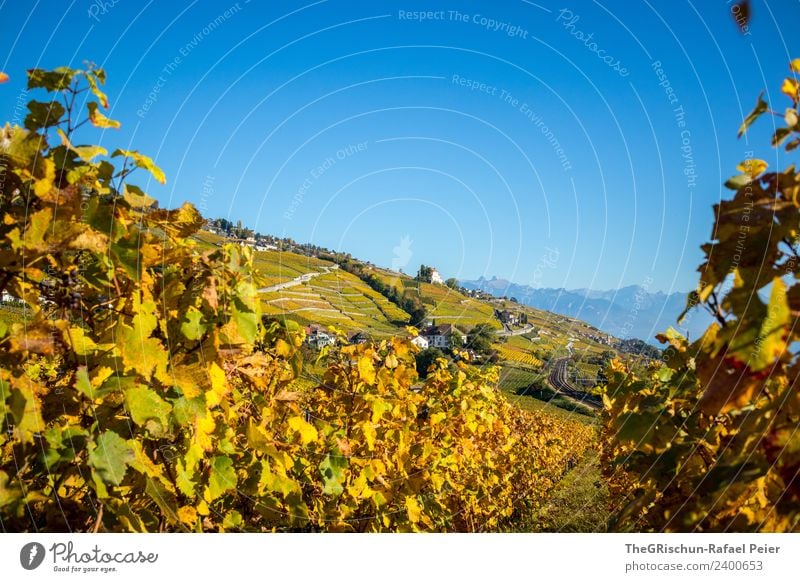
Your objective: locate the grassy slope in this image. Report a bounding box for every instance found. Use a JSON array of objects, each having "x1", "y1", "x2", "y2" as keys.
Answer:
[{"x1": 529, "y1": 454, "x2": 610, "y2": 532}]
